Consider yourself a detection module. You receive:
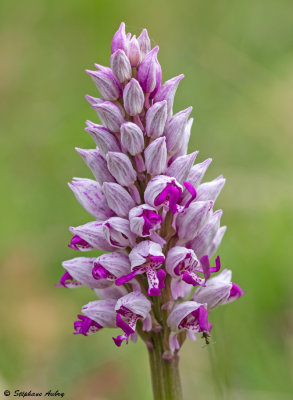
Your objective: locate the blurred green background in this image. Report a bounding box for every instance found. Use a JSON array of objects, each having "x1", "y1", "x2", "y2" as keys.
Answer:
[{"x1": 1, "y1": 0, "x2": 292, "y2": 399}]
